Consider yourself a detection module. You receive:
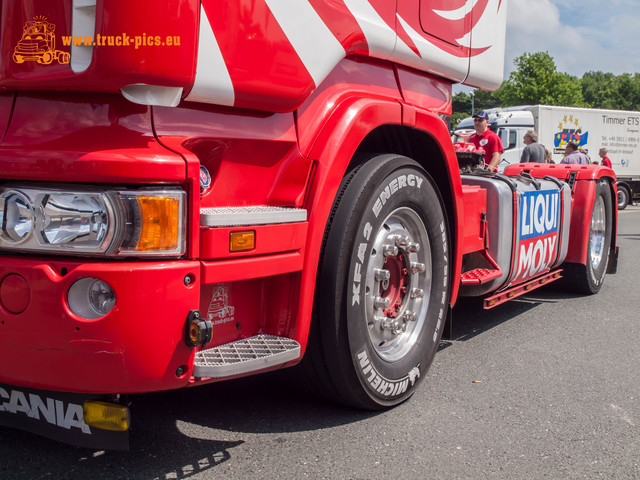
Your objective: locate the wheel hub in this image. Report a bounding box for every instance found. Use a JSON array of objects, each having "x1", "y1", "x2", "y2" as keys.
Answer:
[{"x1": 364, "y1": 208, "x2": 431, "y2": 362}]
